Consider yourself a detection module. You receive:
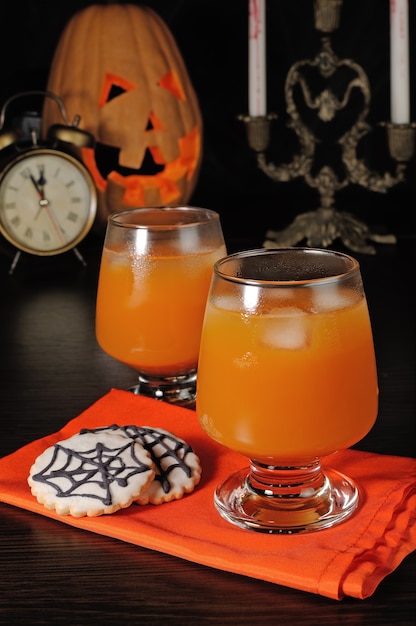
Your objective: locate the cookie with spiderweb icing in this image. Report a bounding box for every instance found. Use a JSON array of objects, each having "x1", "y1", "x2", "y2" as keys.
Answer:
[
  {"x1": 28, "y1": 432, "x2": 155, "y2": 517},
  {"x1": 80, "y1": 425, "x2": 202, "y2": 505}
]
